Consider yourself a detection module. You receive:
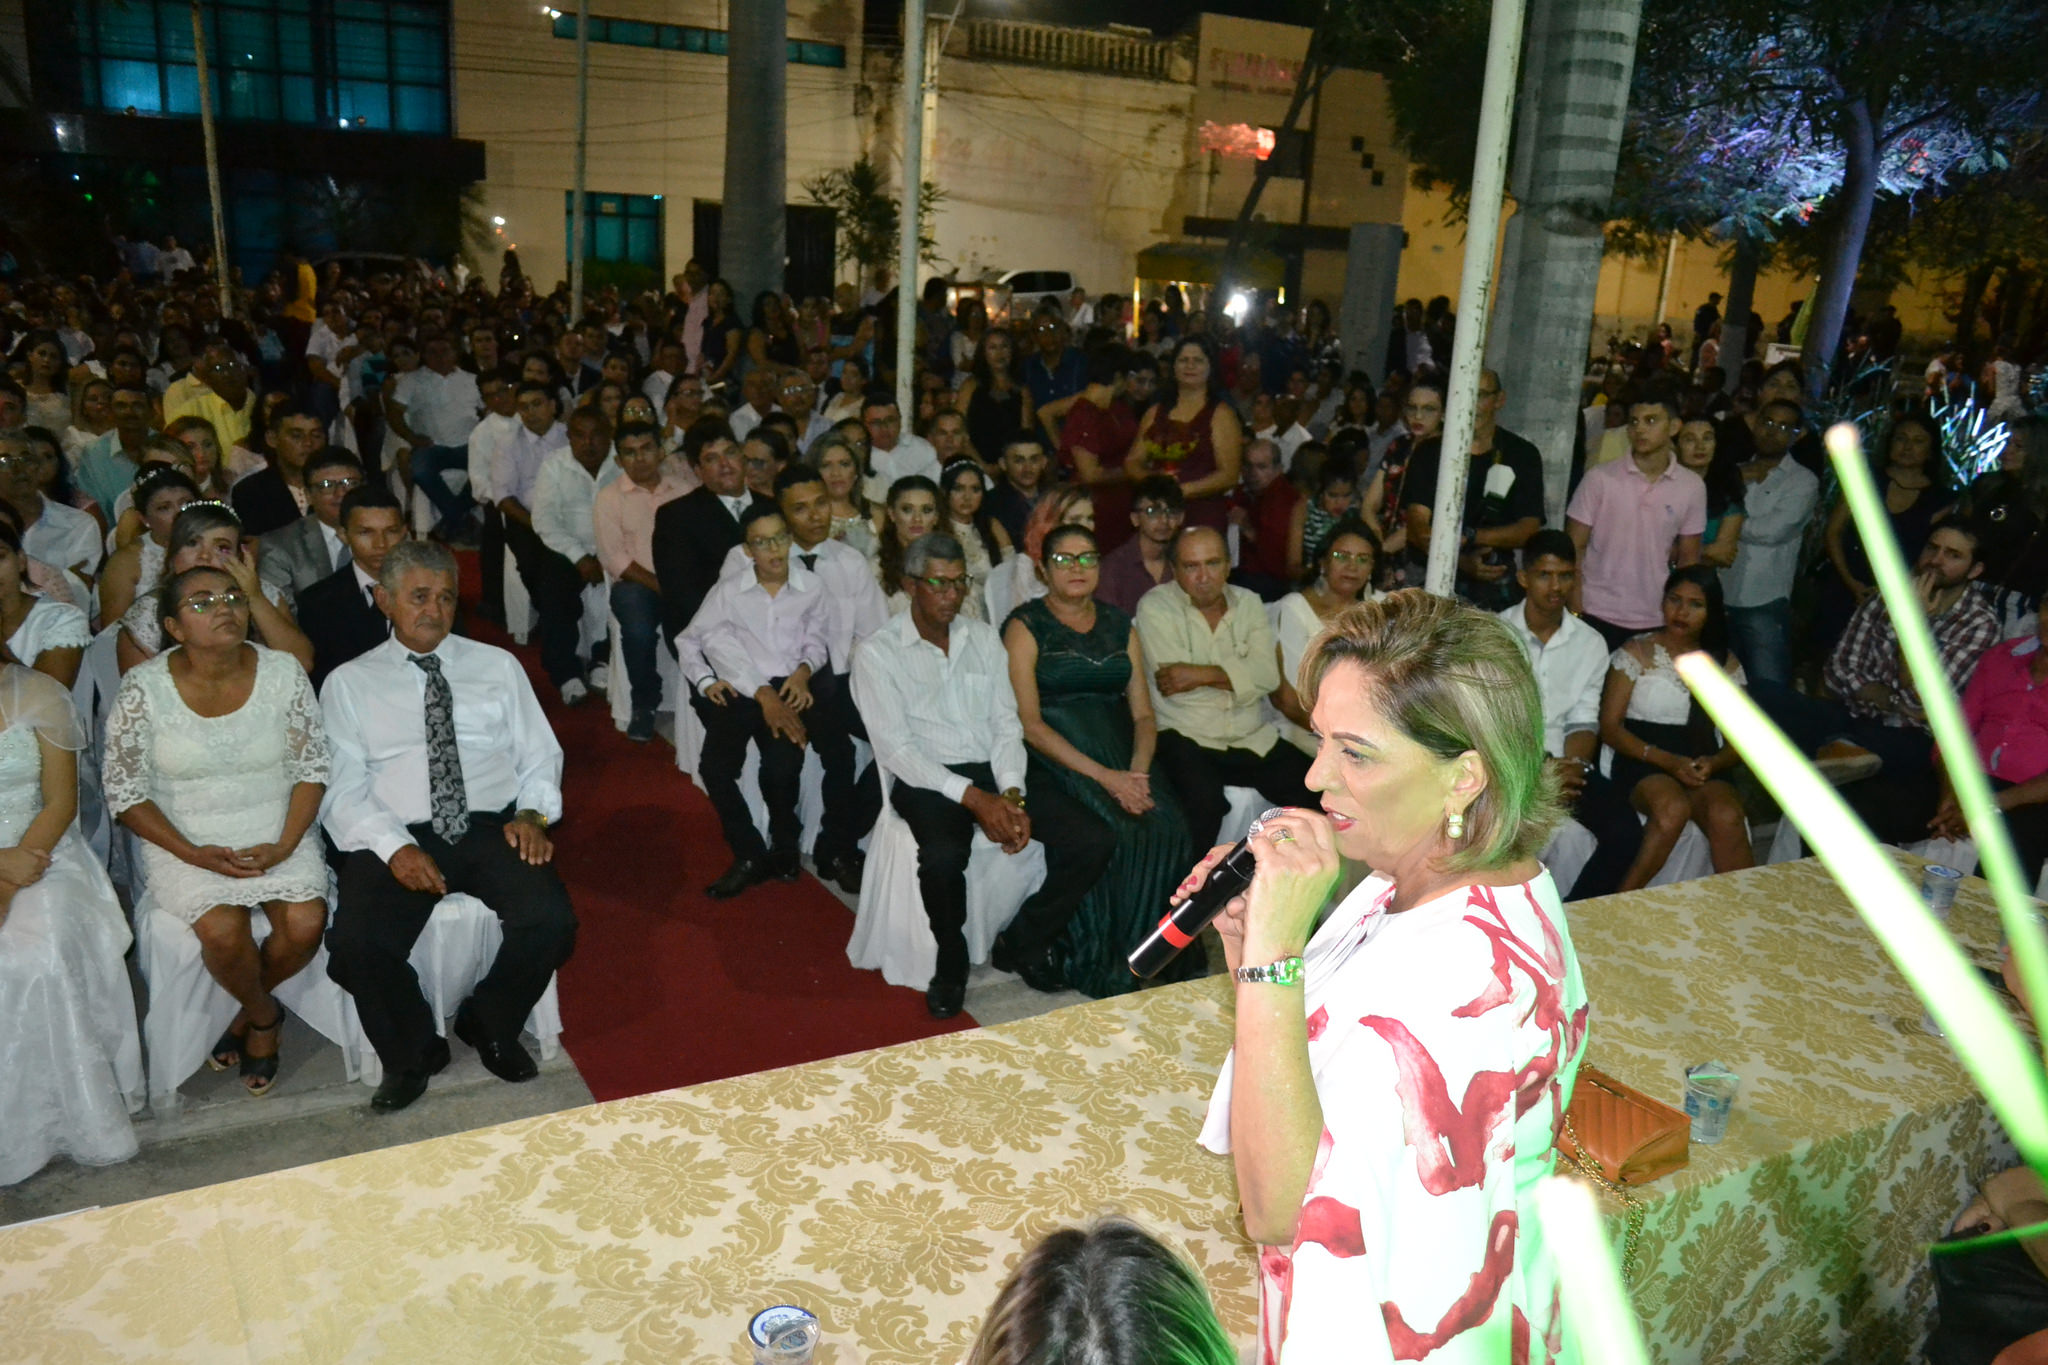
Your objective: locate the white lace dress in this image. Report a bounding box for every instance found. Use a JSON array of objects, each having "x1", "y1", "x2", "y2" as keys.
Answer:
[
  {"x1": 102, "y1": 645, "x2": 331, "y2": 925},
  {"x1": 0, "y1": 666, "x2": 142, "y2": 1185}
]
